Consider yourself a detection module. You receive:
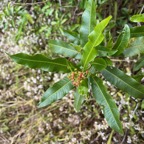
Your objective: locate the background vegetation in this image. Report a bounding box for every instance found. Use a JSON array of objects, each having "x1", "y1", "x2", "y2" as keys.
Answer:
[{"x1": 0, "y1": 0, "x2": 144, "y2": 143}]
